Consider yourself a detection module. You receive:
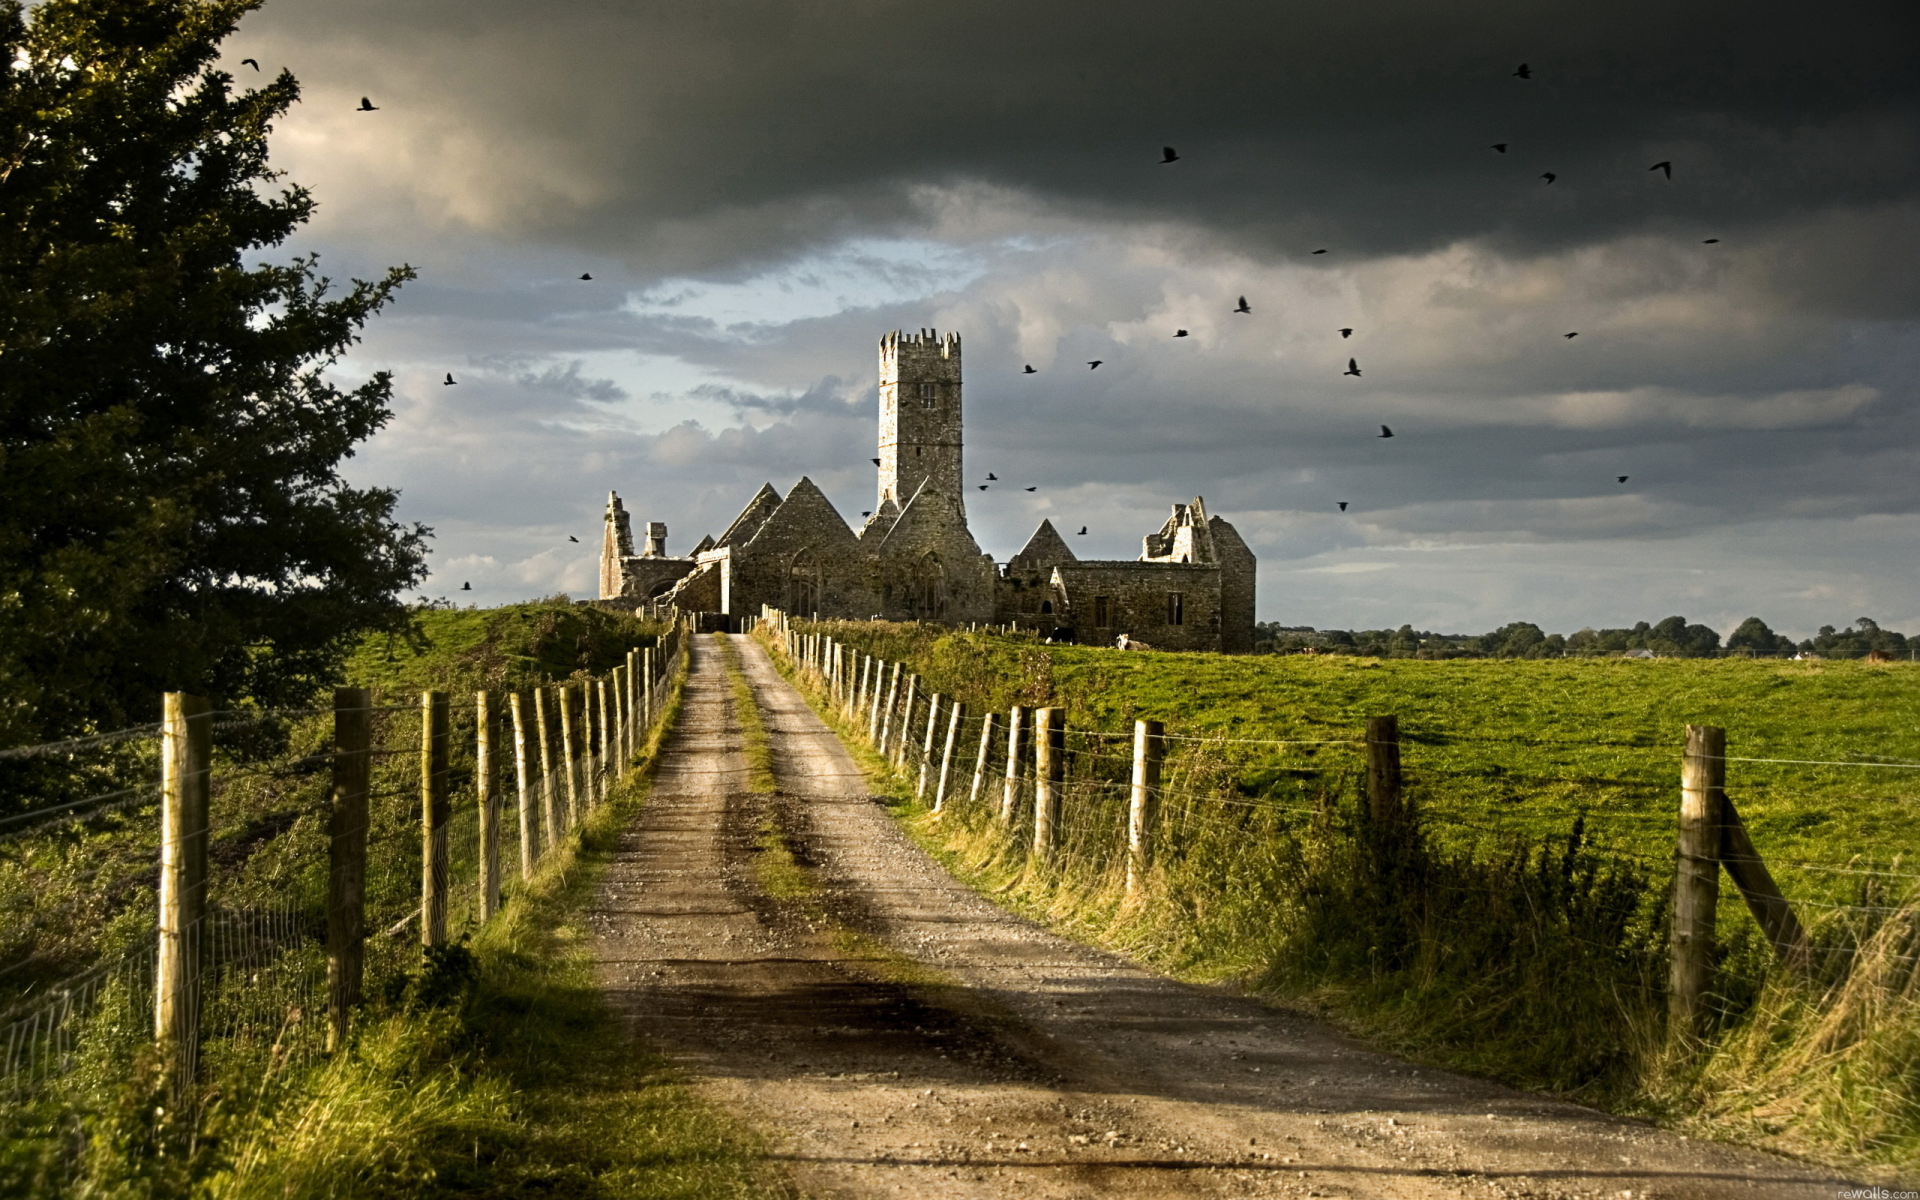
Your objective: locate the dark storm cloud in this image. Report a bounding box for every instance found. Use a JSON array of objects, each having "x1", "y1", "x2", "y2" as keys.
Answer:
[{"x1": 248, "y1": 0, "x2": 1918, "y2": 276}]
